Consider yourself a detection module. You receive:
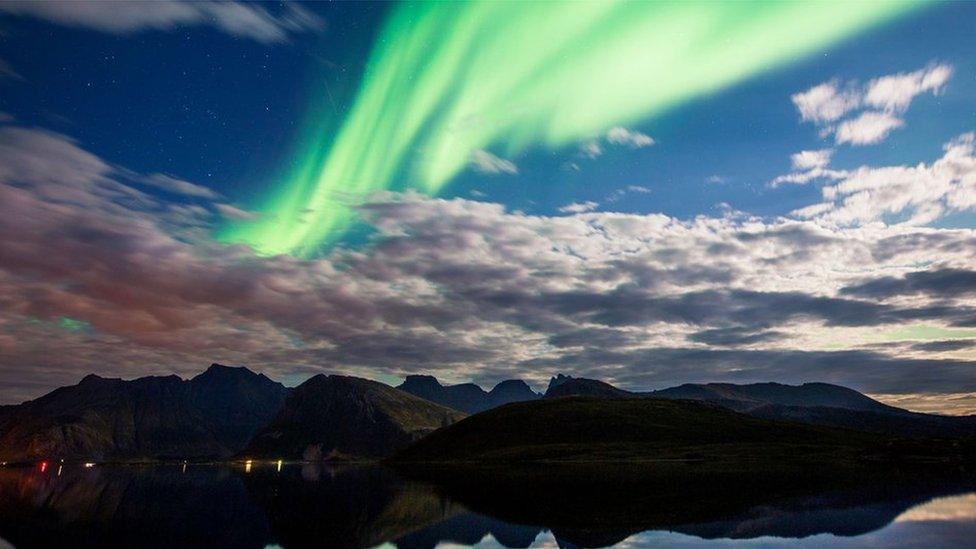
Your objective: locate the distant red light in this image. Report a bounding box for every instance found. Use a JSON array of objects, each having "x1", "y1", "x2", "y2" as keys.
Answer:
[{"x1": 39, "y1": 461, "x2": 48, "y2": 473}]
